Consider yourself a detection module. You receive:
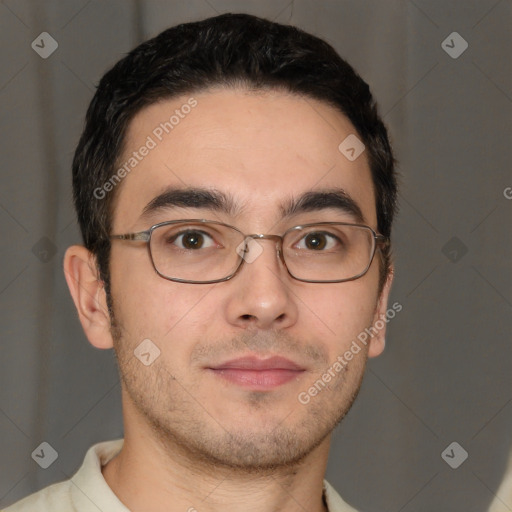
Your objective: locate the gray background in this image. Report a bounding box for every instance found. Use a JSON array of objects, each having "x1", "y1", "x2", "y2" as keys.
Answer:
[{"x1": 0, "y1": 1, "x2": 511, "y2": 511}]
